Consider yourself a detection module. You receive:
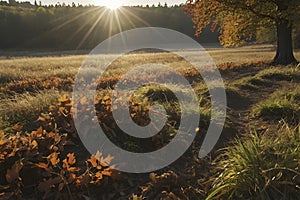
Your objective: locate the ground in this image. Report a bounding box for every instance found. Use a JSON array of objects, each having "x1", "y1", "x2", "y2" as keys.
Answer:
[{"x1": 0, "y1": 45, "x2": 299, "y2": 199}]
